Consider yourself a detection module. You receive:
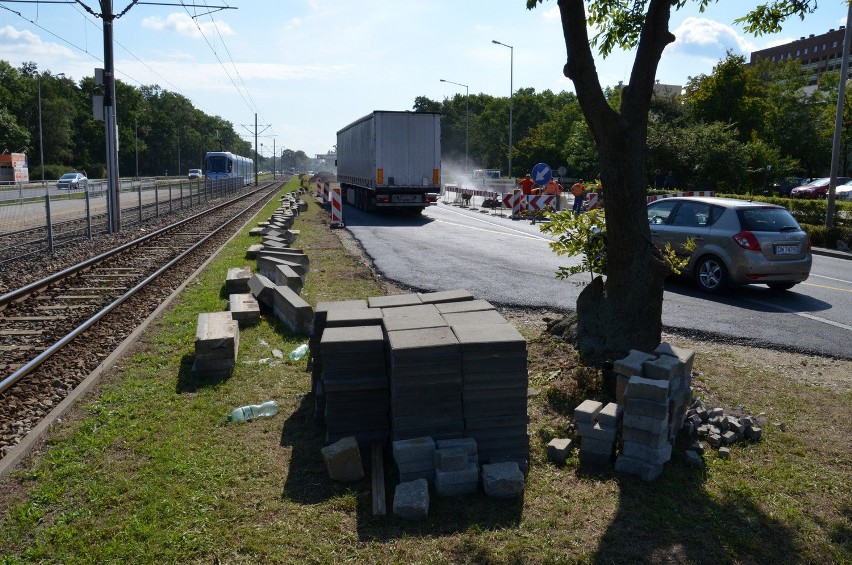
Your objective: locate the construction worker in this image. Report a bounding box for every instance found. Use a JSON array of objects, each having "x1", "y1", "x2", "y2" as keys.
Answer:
[
  {"x1": 518, "y1": 174, "x2": 536, "y2": 195},
  {"x1": 543, "y1": 178, "x2": 562, "y2": 210},
  {"x1": 571, "y1": 179, "x2": 586, "y2": 214}
]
